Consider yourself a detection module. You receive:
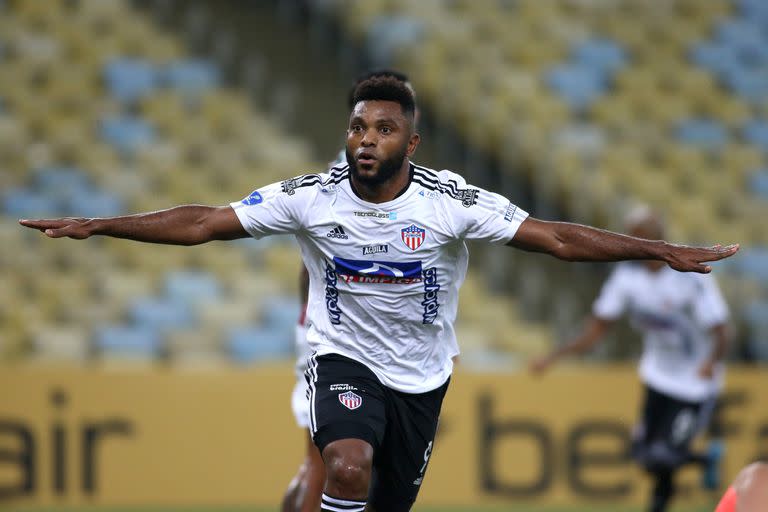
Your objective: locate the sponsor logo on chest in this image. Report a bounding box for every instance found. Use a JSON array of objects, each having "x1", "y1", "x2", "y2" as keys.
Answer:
[{"x1": 362, "y1": 244, "x2": 388, "y2": 256}]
